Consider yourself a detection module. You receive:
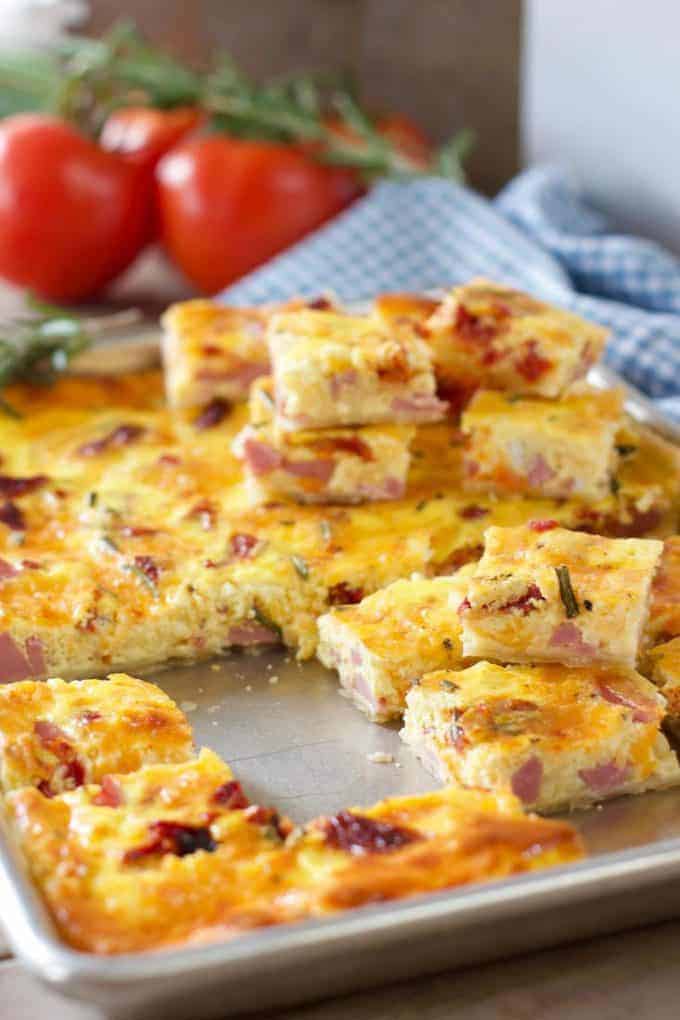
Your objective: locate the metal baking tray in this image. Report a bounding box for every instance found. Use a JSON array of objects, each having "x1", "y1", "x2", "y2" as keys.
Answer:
[{"x1": 0, "y1": 355, "x2": 678, "y2": 1019}]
